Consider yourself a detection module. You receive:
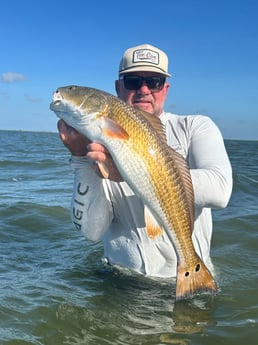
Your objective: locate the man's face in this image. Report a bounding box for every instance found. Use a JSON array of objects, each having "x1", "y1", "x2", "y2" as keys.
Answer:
[{"x1": 115, "y1": 72, "x2": 170, "y2": 117}]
